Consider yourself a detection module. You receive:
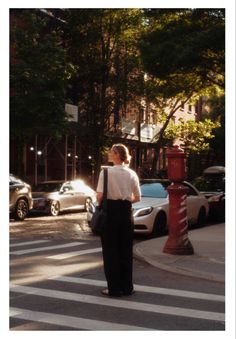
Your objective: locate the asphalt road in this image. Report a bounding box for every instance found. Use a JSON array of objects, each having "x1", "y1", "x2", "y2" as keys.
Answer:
[{"x1": 9, "y1": 212, "x2": 225, "y2": 331}]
